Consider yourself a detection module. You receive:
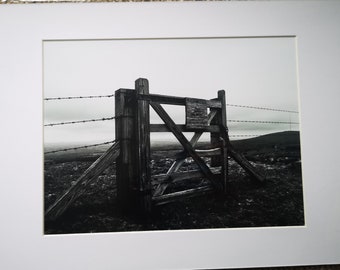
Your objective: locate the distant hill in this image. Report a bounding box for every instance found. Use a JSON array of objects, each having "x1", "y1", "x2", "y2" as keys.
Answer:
[
  {"x1": 231, "y1": 131, "x2": 301, "y2": 151},
  {"x1": 151, "y1": 131, "x2": 301, "y2": 151}
]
